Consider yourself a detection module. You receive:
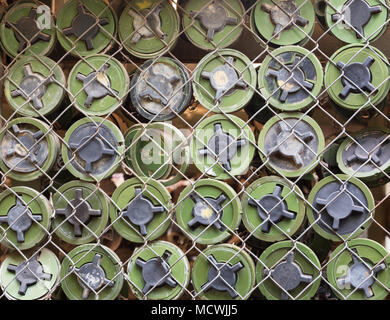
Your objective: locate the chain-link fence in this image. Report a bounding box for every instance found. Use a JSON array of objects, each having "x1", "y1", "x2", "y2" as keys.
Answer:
[{"x1": 1, "y1": 0, "x2": 390, "y2": 301}]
